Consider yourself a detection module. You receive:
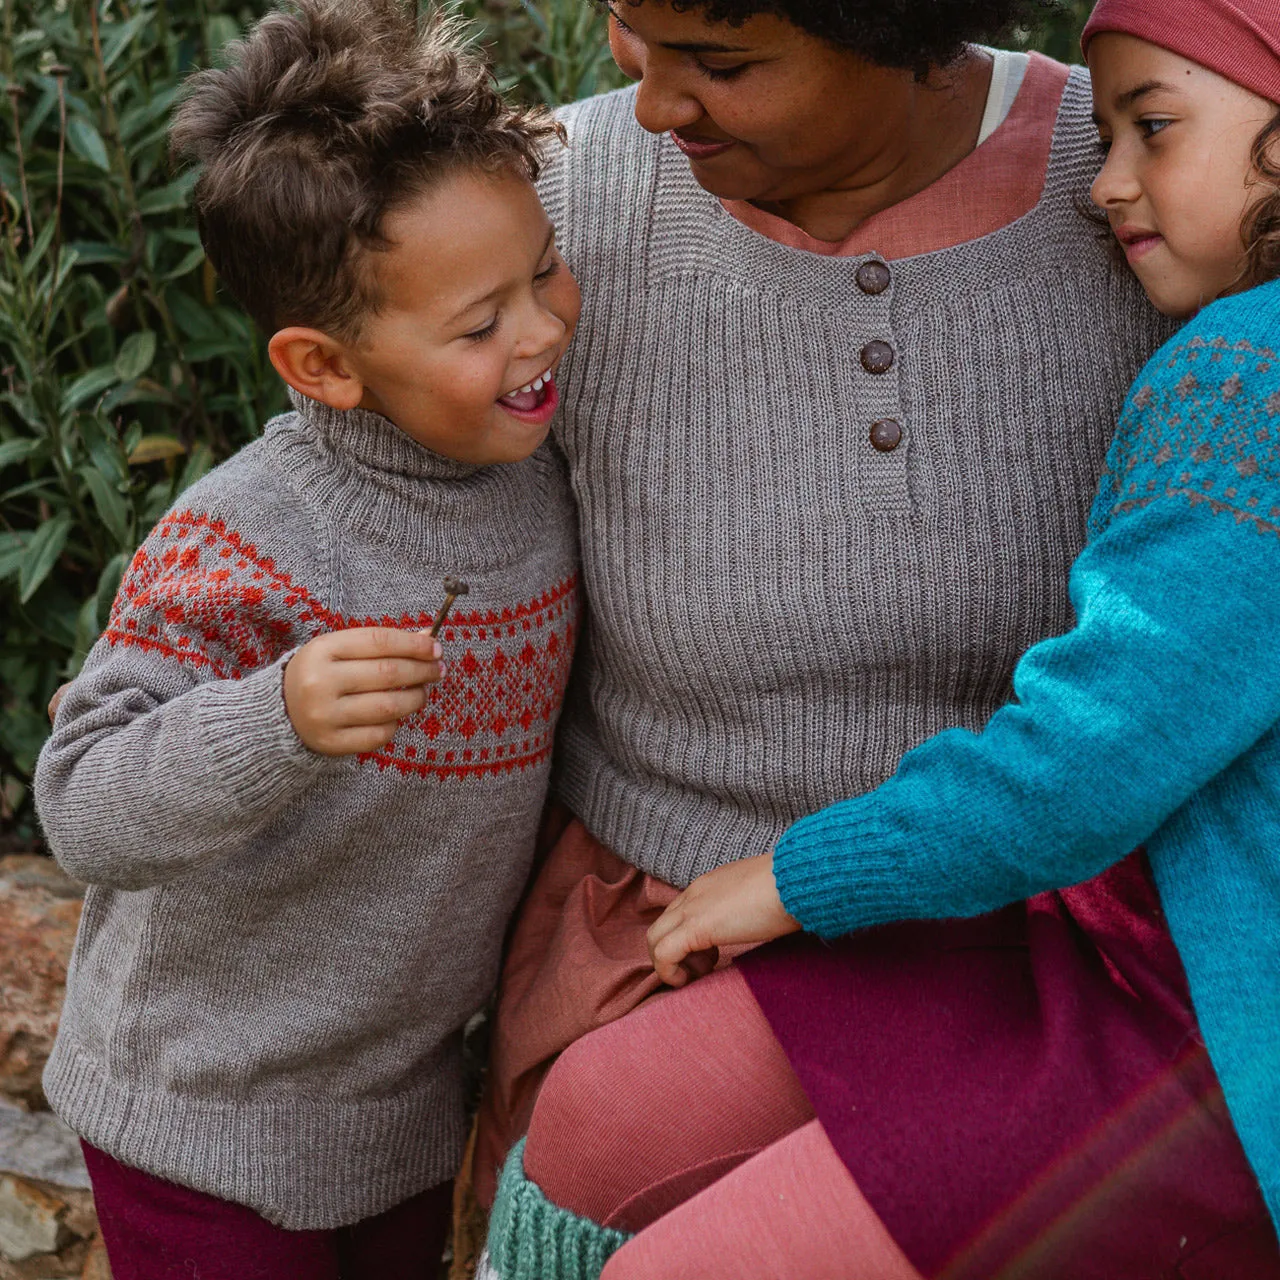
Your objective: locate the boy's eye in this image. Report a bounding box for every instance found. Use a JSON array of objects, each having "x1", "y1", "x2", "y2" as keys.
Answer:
[
  {"x1": 466, "y1": 316, "x2": 500, "y2": 342},
  {"x1": 608, "y1": 8, "x2": 634, "y2": 35}
]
